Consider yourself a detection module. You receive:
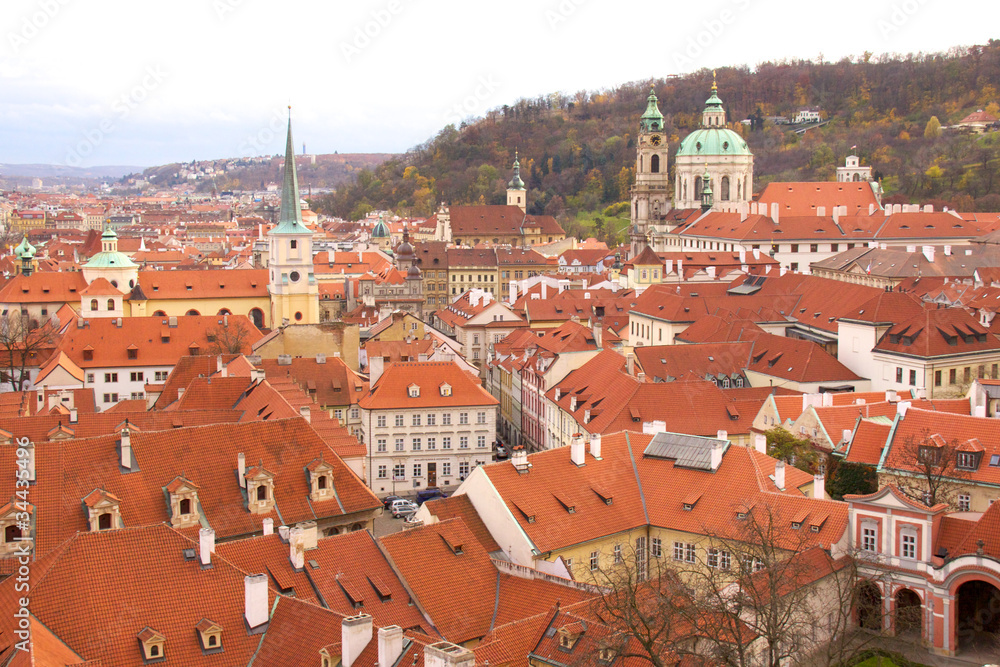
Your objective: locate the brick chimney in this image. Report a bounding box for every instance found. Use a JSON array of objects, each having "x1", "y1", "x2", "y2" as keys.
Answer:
[
  {"x1": 341, "y1": 614, "x2": 373, "y2": 667},
  {"x1": 378, "y1": 626, "x2": 404, "y2": 667},
  {"x1": 244, "y1": 574, "x2": 269, "y2": 630},
  {"x1": 199, "y1": 528, "x2": 215, "y2": 567}
]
